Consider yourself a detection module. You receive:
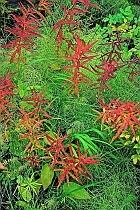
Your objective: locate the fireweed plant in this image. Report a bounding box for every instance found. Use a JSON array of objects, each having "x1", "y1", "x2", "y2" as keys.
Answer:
[{"x1": 0, "y1": 0, "x2": 140, "y2": 207}]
